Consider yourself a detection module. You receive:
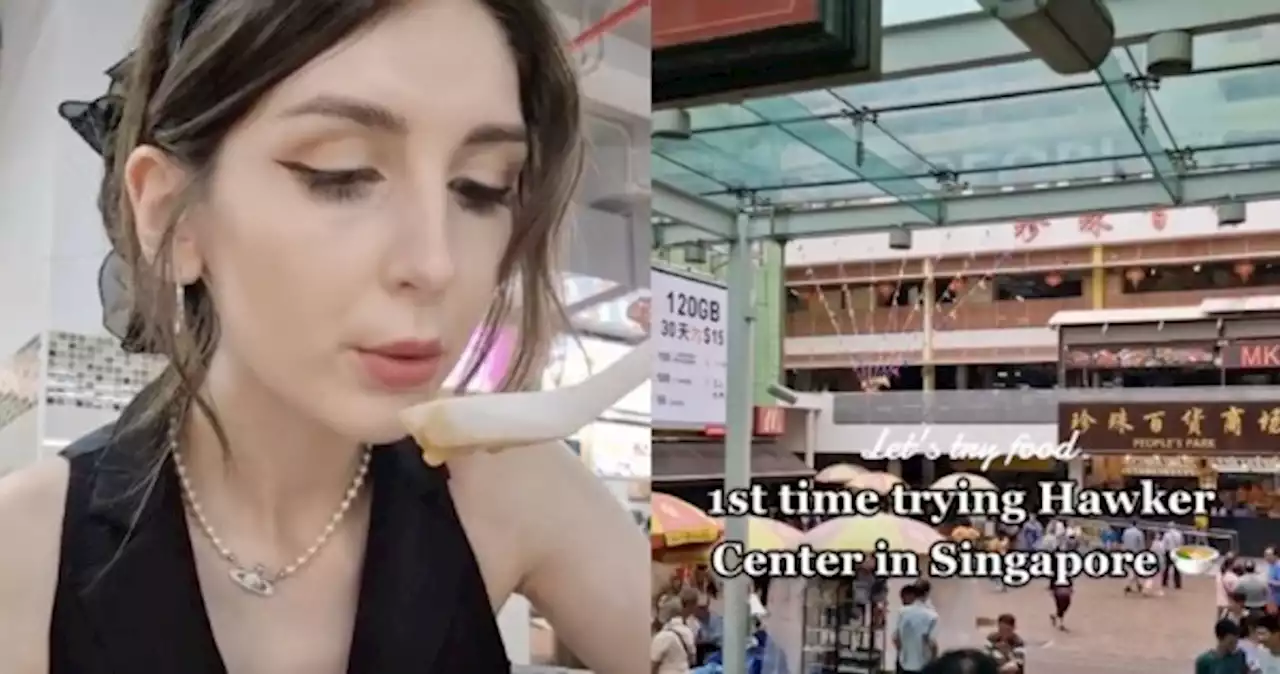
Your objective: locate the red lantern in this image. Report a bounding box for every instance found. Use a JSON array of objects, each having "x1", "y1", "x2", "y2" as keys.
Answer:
[
  {"x1": 1044, "y1": 272, "x2": 1062, "y2": 288},
  {"x1": 1124, "y1": 267, "x2": 1145, "y2": 288},
  {"x1": 876, "y1": 282, "x2": 895, "y2": 298},
  {"x1": 1235, "y1": 261, "x2": 1256, "y2": 282},
  {"x1": 1150, "y1": 208, "x2": 1168, "y2": 231}
]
